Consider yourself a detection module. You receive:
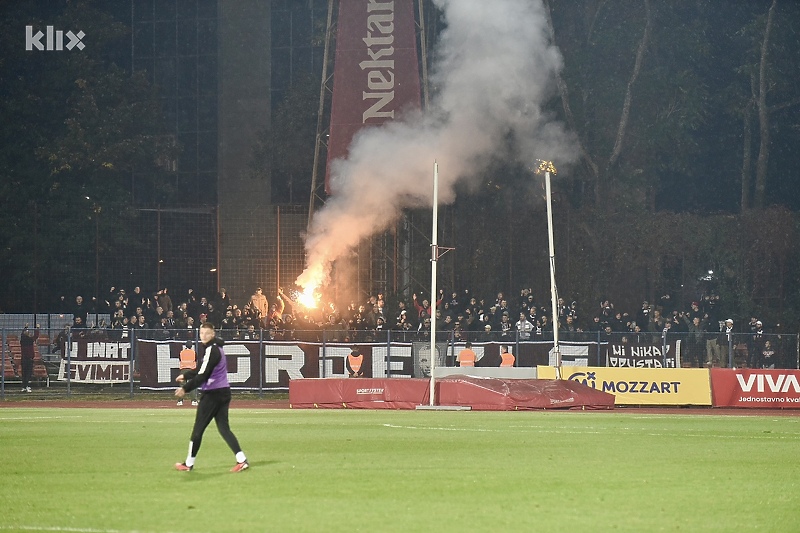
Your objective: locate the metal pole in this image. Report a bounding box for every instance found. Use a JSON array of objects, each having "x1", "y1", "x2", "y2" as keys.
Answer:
[
  {"x1": 157, "y1": 207, "x2": 162, "y2": 290},
  {"x1": 95, "y1": 209, "x2": 99, "y2": 308},
  {"x1": 429, "y1": 162, "x2": 439, "y2": 406},
  {"x1": 1, "y1": 329, "x2": 6, "y2": 400},
  {"x1": 418, "y1": 0, "x2": 430, "y2": 110},
  {"x1": 66, "y1": 329, "x2": 72, "y2": 397},
  {"x1": 129, "y1": 328, "x2": 135, "y2": 399},
  {"x1": 276, "y1": 205, "x2": 281, "y2": 293},
  {"x1": 728, "y1": 332, "x2": 734, "y2": 369},
  {"x1": 215, "y1": 206, "x2": 221, "y2": 291},
  {"x1": 259, "y1": 327, "x2": 264, "y2": 398},
  {"x1": 386, "y1": 329, "x2": 392, "y2": 378},
  {"x1": 321, "y1": 328, "x2": 327, "y2": 379},
  {"x1": 308, "y1": 0, "x2": 336, "y2": 228},
  {"x1": 545, "y1": 170, "x2": 561, "y2": 378}
]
